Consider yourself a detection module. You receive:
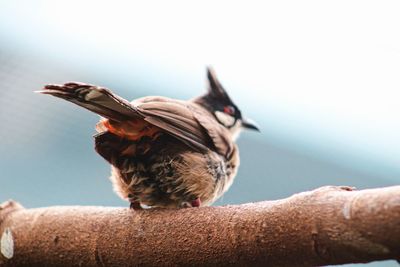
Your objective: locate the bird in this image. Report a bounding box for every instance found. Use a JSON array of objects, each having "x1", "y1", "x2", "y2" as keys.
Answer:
[{"x1": 37, "y1": 67, "x2": 259, "y2": 209}]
